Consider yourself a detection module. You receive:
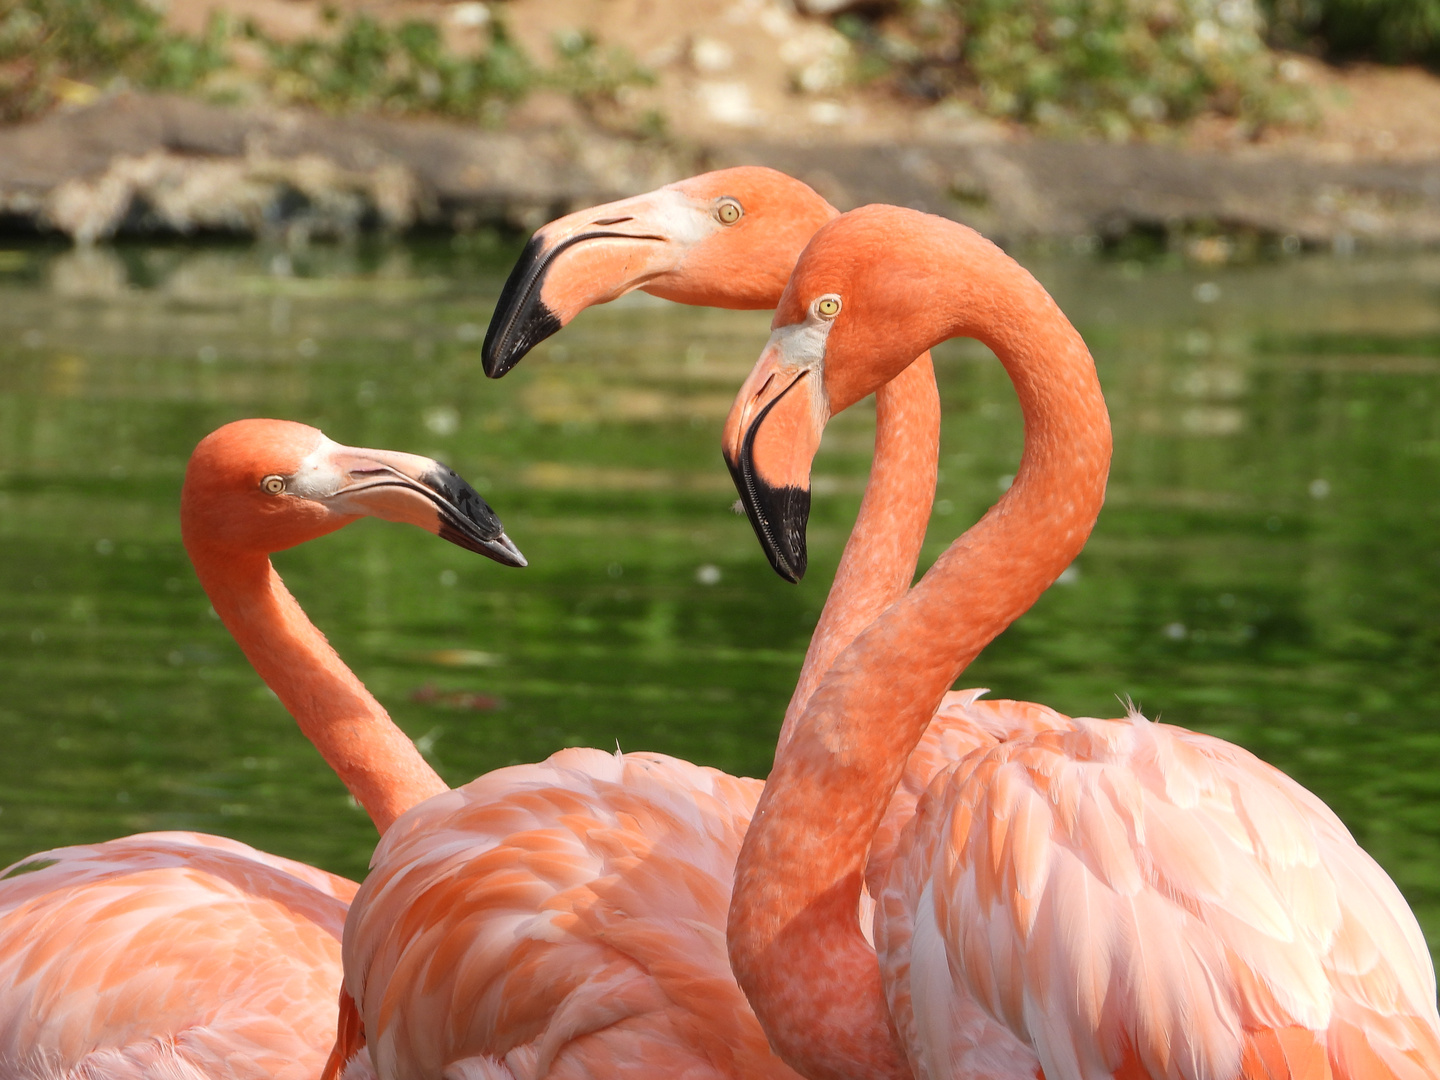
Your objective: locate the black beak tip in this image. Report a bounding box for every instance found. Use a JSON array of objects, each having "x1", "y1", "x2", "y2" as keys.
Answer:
[
  {"x1": 438, "y1": 523, "x2": 525, "y2": 567},
  {"x1": 481, "y1": 301, "x2": 562, "y2": 379},
  {"x1": 770, "y1": 548, "x2": 805, "y2": 585},
  {"x1": 443, "y1": 524, "x2": 527, "y2": 568},
  {"x1": 482, "y1": 234, "x2": 564, "y2": 379},
  {"x1": 422, "y1": 464, "x2": 527, "y2": 568},
  {"x1": 724, "y1": 452, "x2": 810, "y2": 585},
  {"x1": 481, "y1": 350, "x2": 512, "y2": 380},
  {"x1": 424, "y1": 465, "x2": 499, "y2": 526},
  {"x1": 773, "y1": 506, "x2": 808, "y2": 584}
]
